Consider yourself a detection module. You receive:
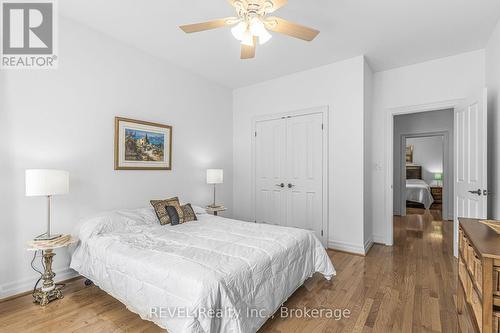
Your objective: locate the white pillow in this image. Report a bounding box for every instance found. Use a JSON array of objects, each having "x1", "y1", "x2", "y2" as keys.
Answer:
[
  {"x1": 74, "y1": 207, "x2": 157, "y2": 242},
  {"x1": 191, "y1": 205, "x2": 207, "y2": 215}
]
